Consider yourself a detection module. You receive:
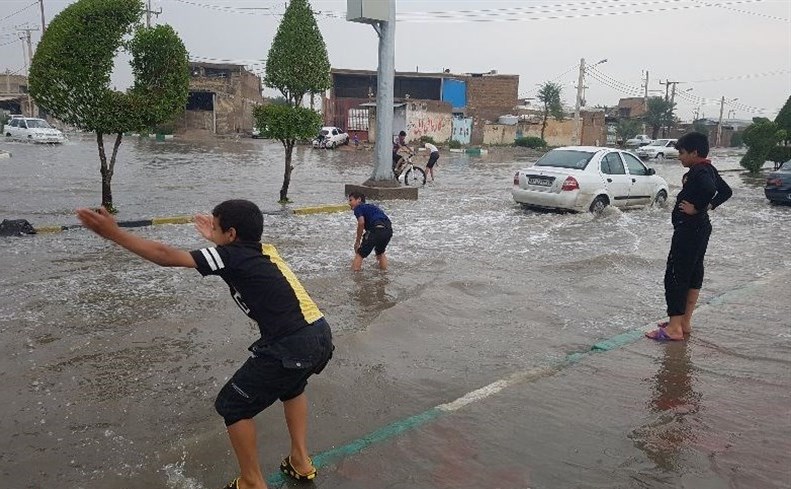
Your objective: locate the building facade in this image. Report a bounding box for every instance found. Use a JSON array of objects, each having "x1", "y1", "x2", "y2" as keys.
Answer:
[
  {"x1": 175, "y1": 62, "x2": 263, "y2": 136},
  {"x1": 0, "y1": 73, "x2": 33, "y2": 116},
  {"x1": 325, "y1": 68, "x2": 518, "y2": 145}
]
